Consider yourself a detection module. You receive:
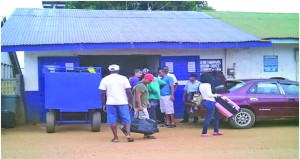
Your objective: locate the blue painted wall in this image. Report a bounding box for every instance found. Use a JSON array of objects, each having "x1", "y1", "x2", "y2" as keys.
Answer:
[
  {"x1": 24, "y1": 91, "x2": 41, "y2": 124},
  {"x1": 160, "y1": 56, "x2": 200, "y2": 119},
  {"x1": 24, "y1": 57, "x2": 80, "y2": 123}
]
